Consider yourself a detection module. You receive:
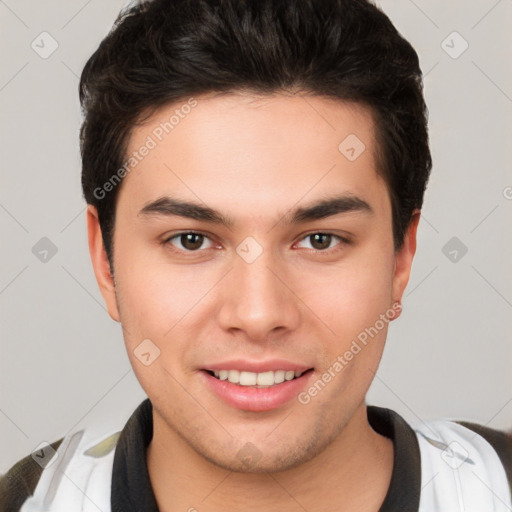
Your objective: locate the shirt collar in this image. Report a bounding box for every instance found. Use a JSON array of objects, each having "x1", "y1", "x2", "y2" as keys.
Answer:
[{"x1": 111, "y1": 399, "x2": 421, "y2": 512}]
